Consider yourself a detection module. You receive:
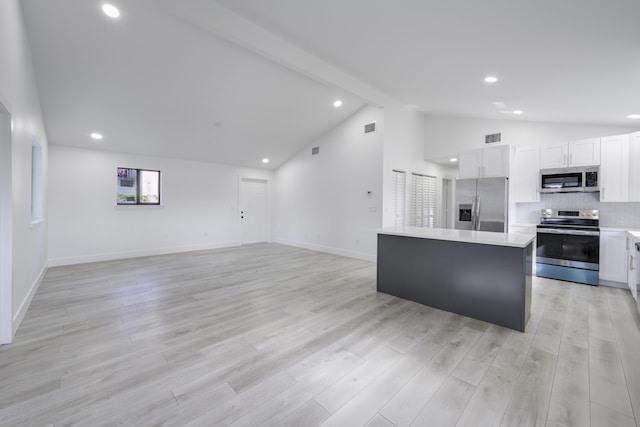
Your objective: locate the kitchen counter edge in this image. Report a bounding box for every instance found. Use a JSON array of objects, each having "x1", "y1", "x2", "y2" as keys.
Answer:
[{"x1": 377, "y1": 226, "x2": 535, "y2": 248}]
